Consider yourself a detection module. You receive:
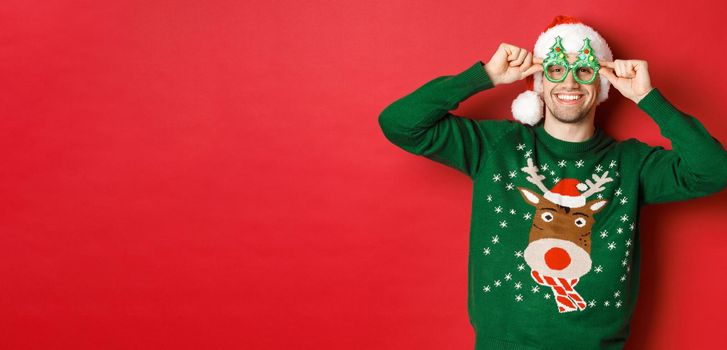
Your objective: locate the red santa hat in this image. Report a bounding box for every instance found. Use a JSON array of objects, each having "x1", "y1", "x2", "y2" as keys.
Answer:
[
  {"x1": 511, "y1": 15, "x2": 614, "y2": 125},
  {"x1": 543, "y1": 178, "x2": 589, "y2": 208}
]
